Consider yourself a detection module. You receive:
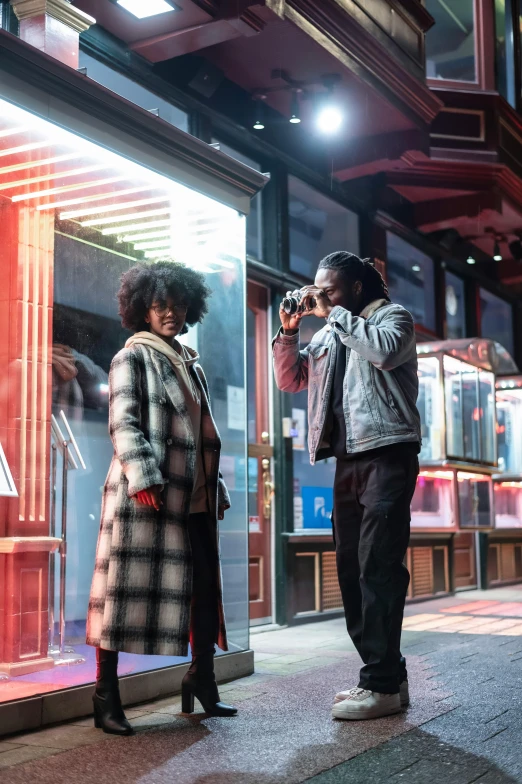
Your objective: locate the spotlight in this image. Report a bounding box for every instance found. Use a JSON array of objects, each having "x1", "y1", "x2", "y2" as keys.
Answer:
[
  {"x1": 467, "y1": 255, "x2": 476, "y2": 265},
  {"x1": 493, "y1": 240, "x2": 502, "y2": 261},
  {"x1": 253, "y1": 98, "x2": 265, "y2": 131},
  {"x1": 289, "y1": 91, "x2": 301, "y2": 124},
  {"x1": 317, "y1": 105, "x2": 343, "y2": 134},
  {"x1": 412, "y1": 264, "x2": 421, "y2": 273}
]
